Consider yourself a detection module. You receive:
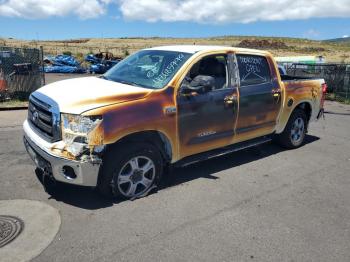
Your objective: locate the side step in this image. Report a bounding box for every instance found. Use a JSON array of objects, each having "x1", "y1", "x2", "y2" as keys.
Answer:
[{"x1": 175, "y1": 136, "x2": 272, "y2": 168}]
